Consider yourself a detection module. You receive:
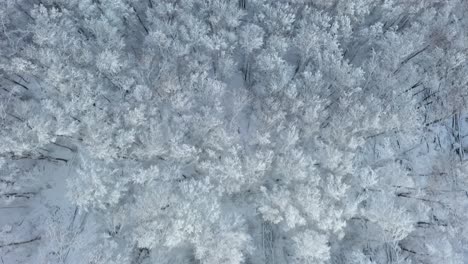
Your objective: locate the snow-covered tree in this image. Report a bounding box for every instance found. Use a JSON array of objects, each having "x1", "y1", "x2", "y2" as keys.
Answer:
[{"x1": 1, "y1": 0, "x2": 468, "y2": 263}]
